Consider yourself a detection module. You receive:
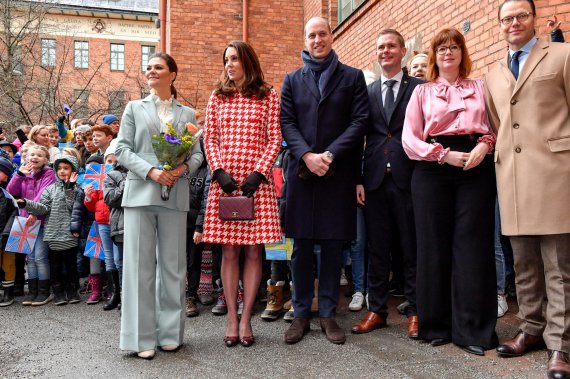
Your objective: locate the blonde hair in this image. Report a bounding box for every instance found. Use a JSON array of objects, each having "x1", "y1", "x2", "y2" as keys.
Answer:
[
  {"x1": 63, "y1": 147, "x2": 82, "y2": 167},
  {"x1": 407, "y1": 51, "x2": 428, "y2": 71},
  {"x1": 28, "y1": 144, "x2": 50, "y2": 161},
  {"x1": 21, "y1": 140, "x2": 35, "y2": 151},
  {"x1": 28, "y1": 125, "x2": 49, "y2": 144},
  {"x1": 47, "y1": 125, "x2": 58, "y2": 133}
]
